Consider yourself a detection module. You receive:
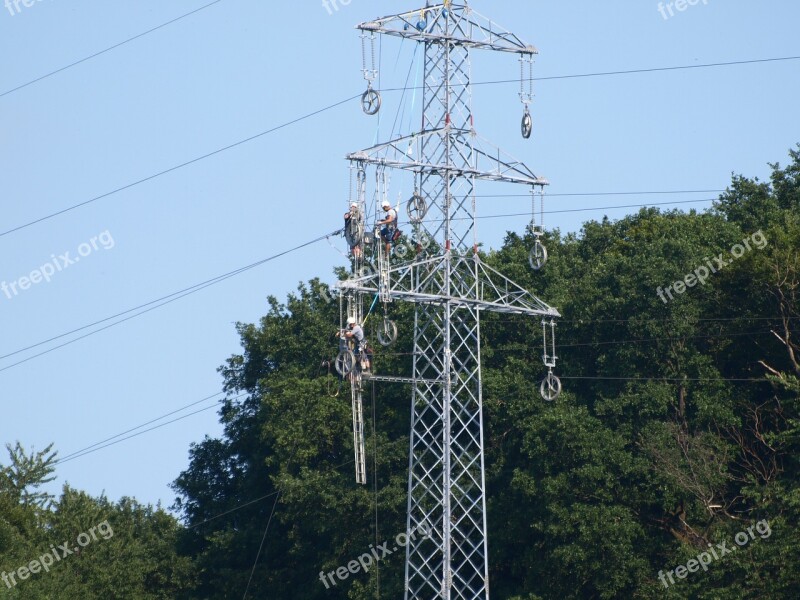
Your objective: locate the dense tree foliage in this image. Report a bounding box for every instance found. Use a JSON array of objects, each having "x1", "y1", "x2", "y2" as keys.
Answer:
[
  {"x1": 172, "y1": 147, "x2": 798, "y2": 599},
  {"x1": 2, "y1": 148, "x2": 798, "y2": 598},
  {"x1": 0, "y1": 444, "x2": 195, "y2": 599}
]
